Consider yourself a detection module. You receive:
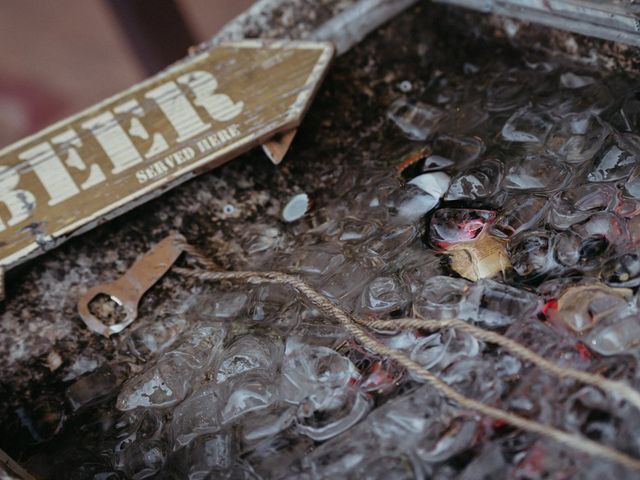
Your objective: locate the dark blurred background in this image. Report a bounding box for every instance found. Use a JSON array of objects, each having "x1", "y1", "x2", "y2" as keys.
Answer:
[{"x1": 0, "y1": 0, "x2": 253, "y2": 147}]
